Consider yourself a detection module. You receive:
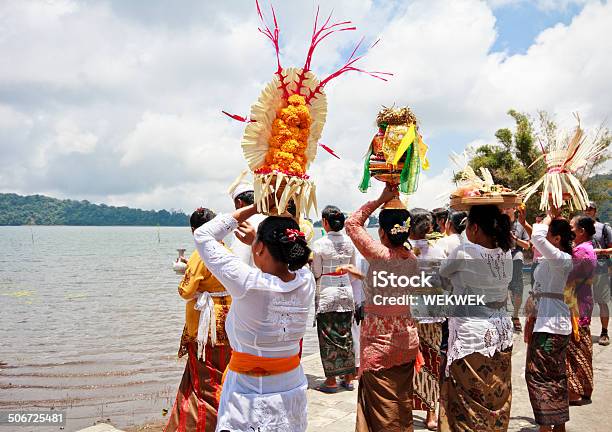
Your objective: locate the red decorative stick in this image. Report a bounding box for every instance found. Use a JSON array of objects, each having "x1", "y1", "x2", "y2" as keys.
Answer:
[
  {"x1": 222, "y1": 111, "x2": 256, "y2": 123},
  {"x1": 255, "y1": 0, "x2": 290, "y2": 99},
  {"x1": 319, "y1": 143, "x2": 341, "y2": 159}
]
